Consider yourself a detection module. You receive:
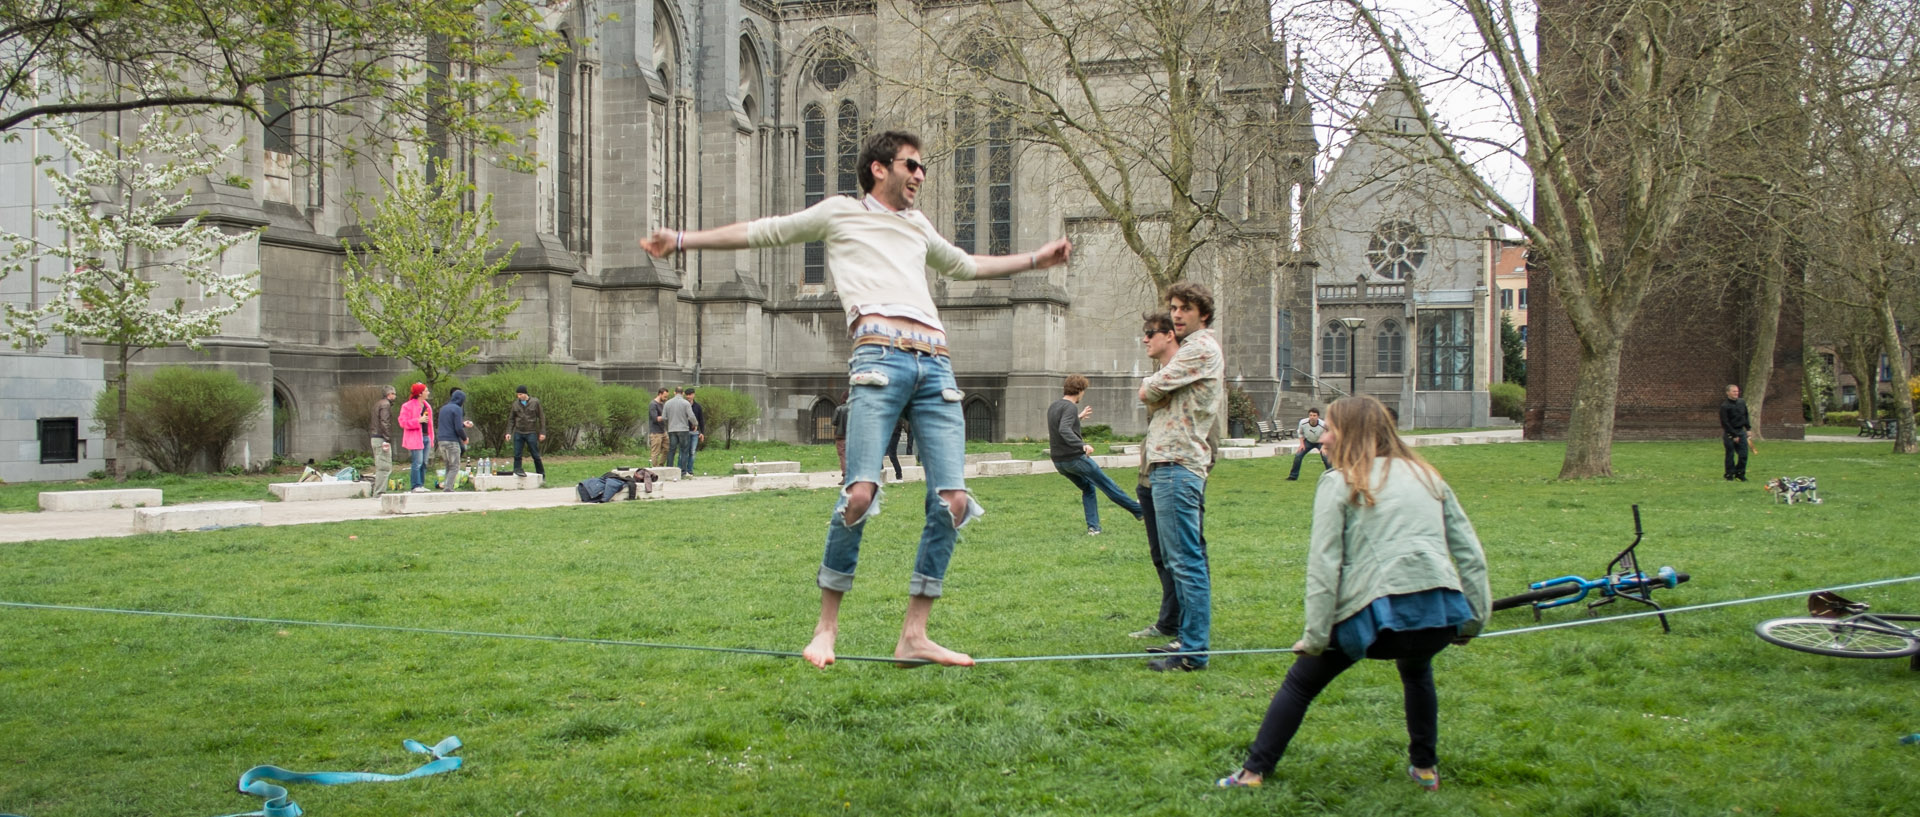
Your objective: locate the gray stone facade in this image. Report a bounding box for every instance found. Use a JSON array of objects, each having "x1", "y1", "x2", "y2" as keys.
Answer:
[{"x1": 0, "y1": 1, "x2": 1402, "y2": 480}]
